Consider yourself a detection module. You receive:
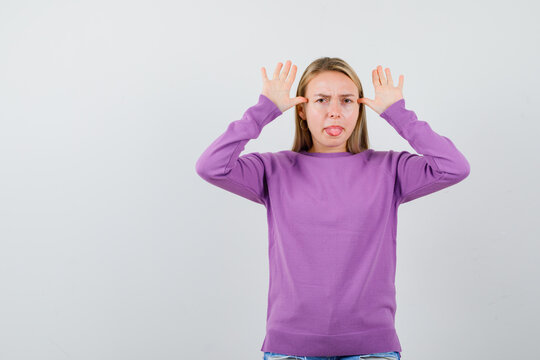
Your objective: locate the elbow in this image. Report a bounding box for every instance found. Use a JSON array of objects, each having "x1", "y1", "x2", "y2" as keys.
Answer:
[
  {"x1": 452, "y1": 158, "x2": 471, "y2": 182},
  {"x1": 195, "y1": 153, "x2": 226, "y2": 180},
  {"x1": 449, "y1": 151, "x2": 471, "y2": 180},
  {"x1": 437, "y1": 157, "x2": 470, "y2": 183},
  {"x1": 459, "y1": 158, "x2": 471, "y2": 179},
  {"x1": 195, "y1": 155, "x2": 211, "y2": 180}
]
